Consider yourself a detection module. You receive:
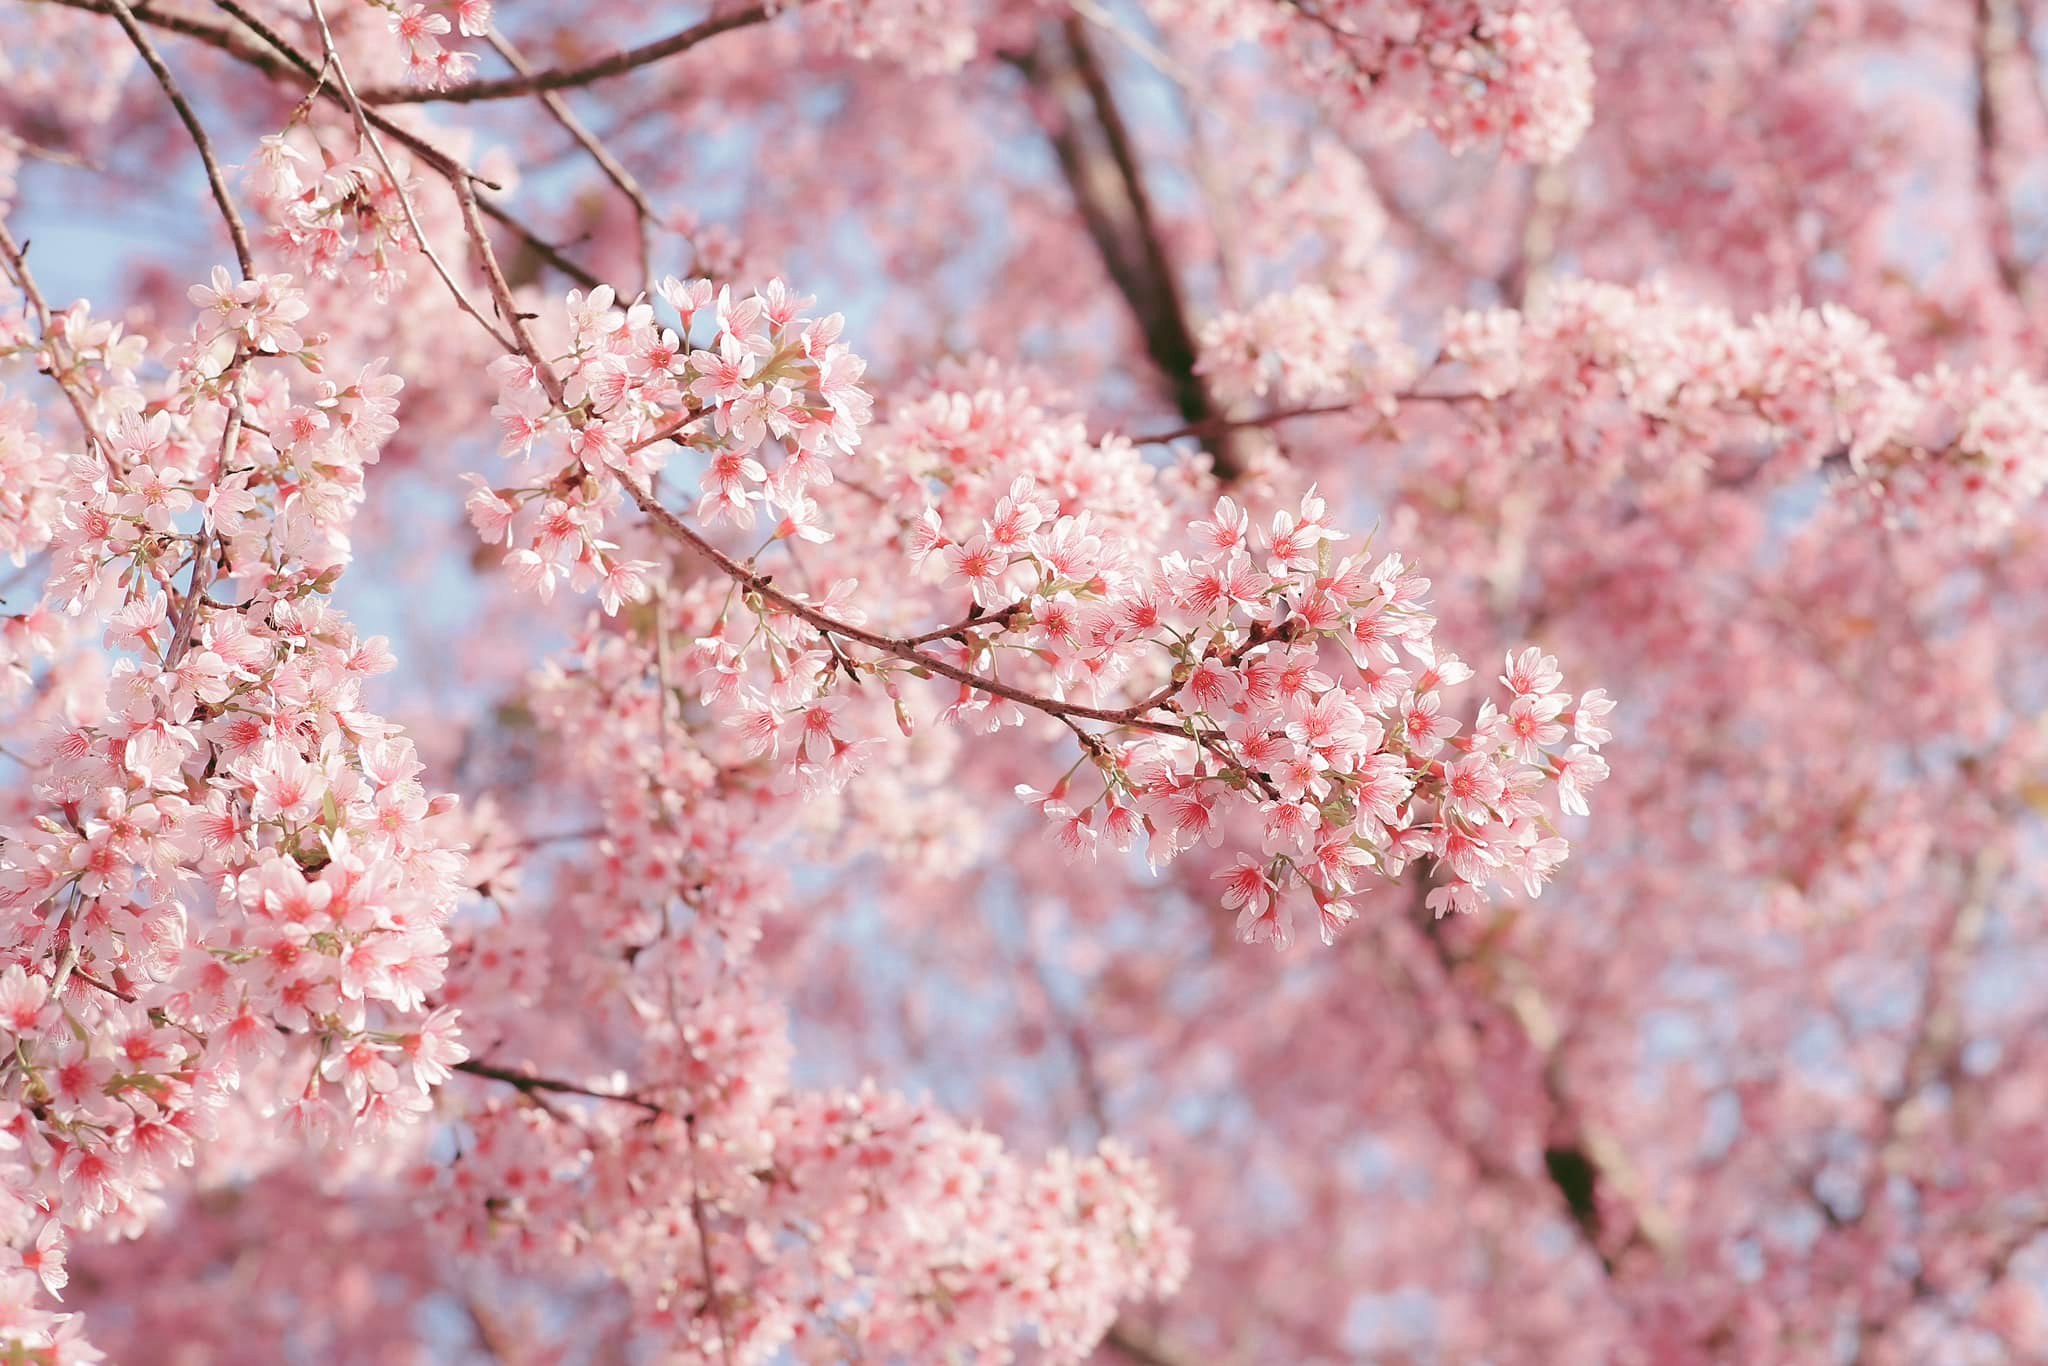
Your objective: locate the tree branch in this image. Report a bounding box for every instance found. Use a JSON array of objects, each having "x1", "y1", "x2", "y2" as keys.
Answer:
[
  {"x1": 1975, "y1": 0, "x2": 2031, "y2": 304},
  {"x1": 104, "y1": 0, "x2": 256, "y2": 275},
  {"x1": 486, "y1": 29, "x2": 660, "y2": 288},
  {"x1": 1016, "y1": 21, "x2": 1245, "y2": 479},
  {"x1": 622, "y1": 478, "x2": 1202, "y2": 735},
  {"x1": 1101, "y1": 1320, "x2": 1207, "y2": 1366},
  {"x1": 453, "y1": 1058, "x2": 667, "y2": 1114},
  {"x1": 356, "y1": 4, "x2": 773, "y2": 105},
  {"x1": 33, "y1": 0, "x2": 608, "y2": 292},
  {"x1": 1130, "y1": 388, "x2": 1481, "y2": 445},
  {"x1": 165, "y1": 393, "x2": 242, "y2": 668},
  {"x1": 0, "y1": 220, "x2": 114, "y2": 460},
  {"x1": 305, "y1": 0, "x2": 516, "y2": 352}
]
